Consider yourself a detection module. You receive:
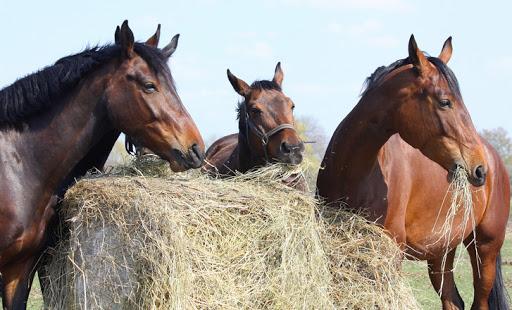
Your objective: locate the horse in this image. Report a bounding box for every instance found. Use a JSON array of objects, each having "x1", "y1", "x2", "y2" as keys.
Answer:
[
  {"x1": 202, "y1": 63, "x2": 306, "y2": 189},
  {"x1": 0, "y1": 21, "x2": 205, "y2": 310},
  {"x1": 316, "y1": 35, "x2": 510, "y2": 310}
]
